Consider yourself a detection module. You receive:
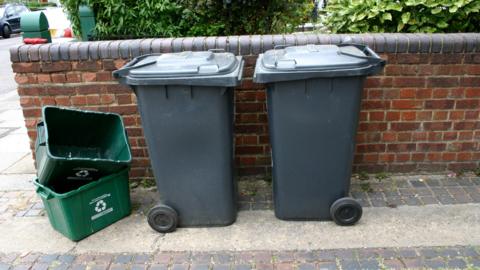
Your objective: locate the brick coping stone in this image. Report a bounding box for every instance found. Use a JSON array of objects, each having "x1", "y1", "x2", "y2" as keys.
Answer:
[{"x1": 9, "y1": 33, "x2": 480, "y2": 62}]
